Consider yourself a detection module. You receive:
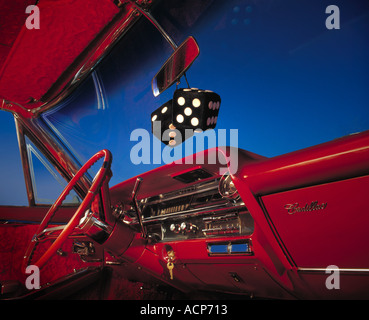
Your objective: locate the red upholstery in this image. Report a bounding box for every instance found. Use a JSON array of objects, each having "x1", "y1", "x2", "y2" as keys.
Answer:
[
  {"x1": 0, "y1": 0, "x2": 34, "y2": 68},
  {"x1": 0, "y1": 0, "x2": 119, "y2": 108},
  {"x1": 0, "y1": 224, "x2": 100, "y2": 287}
]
